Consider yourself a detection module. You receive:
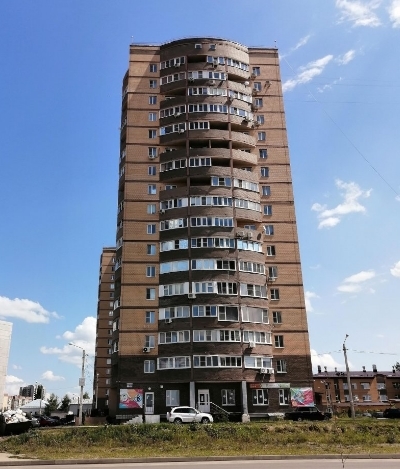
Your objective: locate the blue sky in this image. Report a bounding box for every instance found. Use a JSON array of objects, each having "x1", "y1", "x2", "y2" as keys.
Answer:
[{"x1": 1, "y1": 0, "x2": 400, "y2": 398}]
